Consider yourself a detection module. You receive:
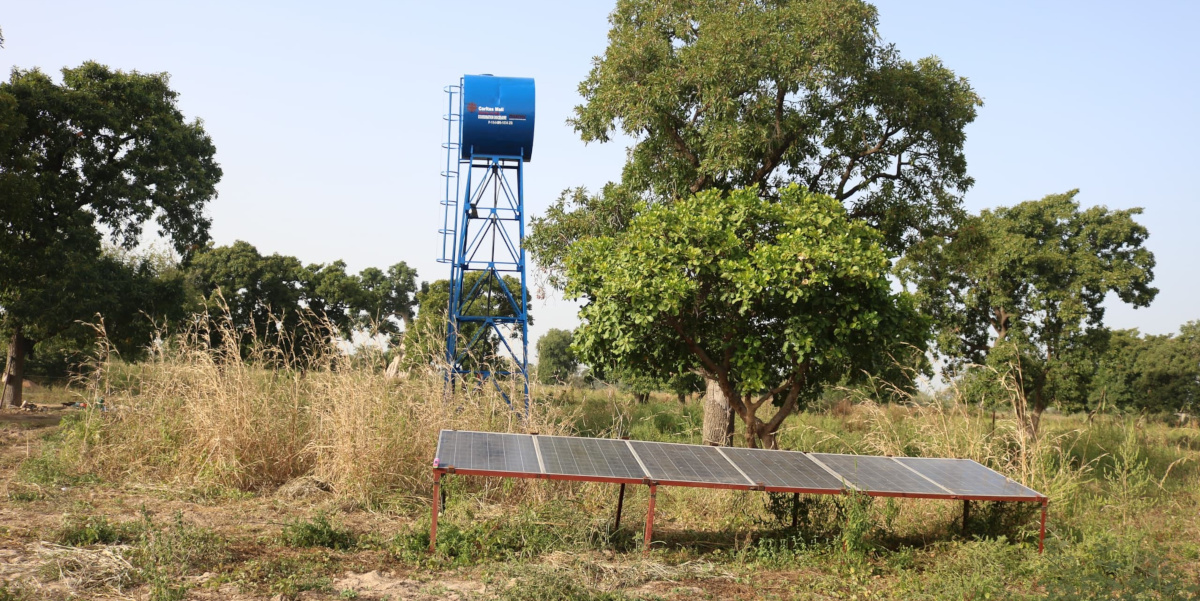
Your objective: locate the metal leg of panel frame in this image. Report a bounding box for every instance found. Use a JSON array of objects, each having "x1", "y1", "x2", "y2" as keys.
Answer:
[
  {"x1": 643, "y1": 484, "x2": 657, "y2": 556},
  {"x1": 962, "y1": 500, "x2": 970, "y2": 537},
  {"x1": 429, "y1": 473, "x2": 442, "y2": 554},
  {"x1": 791, "y1": 493, "x2": 800, "y2": 529},
  {"x1": 615, "y1": 483, "x2": 626, "y2": 530},
  {"x1": 1038, "y1": 501, "x2": 1048, "y2": 554}
]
